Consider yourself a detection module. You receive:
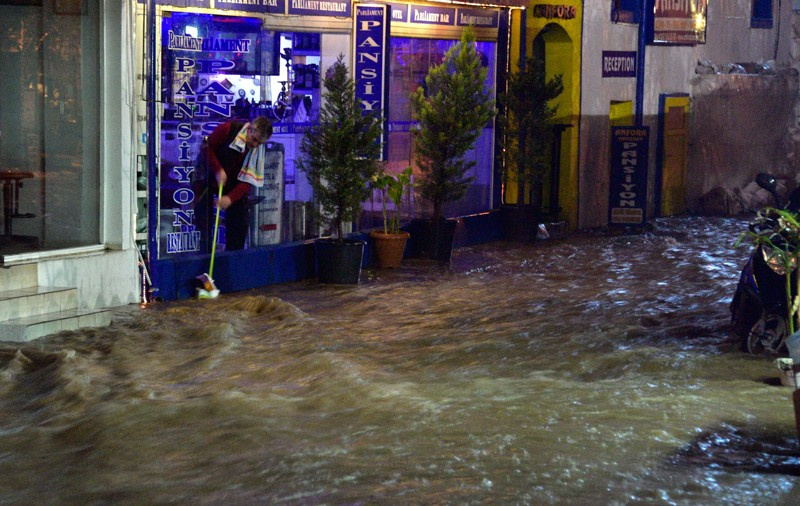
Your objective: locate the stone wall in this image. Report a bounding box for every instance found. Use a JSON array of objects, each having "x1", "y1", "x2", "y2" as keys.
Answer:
[{"x1": 688, "y1": 69, "x2": 799, "y2": 214}]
